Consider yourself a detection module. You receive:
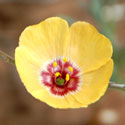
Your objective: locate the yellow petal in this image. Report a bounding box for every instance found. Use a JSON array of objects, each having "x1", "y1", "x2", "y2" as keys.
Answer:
[
  {"x1": 64, "y1": 21, "x2": 113, "y2": 73},
  {"x1": 15, "y1": 46, "x2": 43, "y2": 93},
  {"x1": 19, "y1": 17, "x2": 69, "y2": 63},
  {"x1": 31, "y1": 89, "x2": 69, "y2": 108},
  {"x1": 31, "y1": 88, "x2": 83, "y2": 109},
  {"x1": 73, "y1": 59, "x2": 113, "y2": 107}
]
